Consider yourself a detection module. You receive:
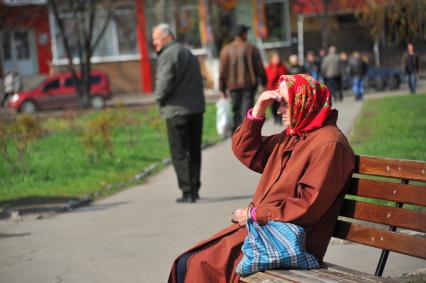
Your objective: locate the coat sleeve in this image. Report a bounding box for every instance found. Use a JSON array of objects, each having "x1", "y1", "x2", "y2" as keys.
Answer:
[
  {"x1": 219, "y1": 47, "x2": 229, "y2": 93},
  {"x1": 232, "y1": 117, "x2": 281, "y2": 174},
  {"x1": 154, "y1": 52, "x2": 175, "y2": 105},
  {"x1": 253, "y1": 47, "x2": 267, "y2": 87},
  {"x1": 255, "y1": 141, "x2": 355, "y2": 226}
]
